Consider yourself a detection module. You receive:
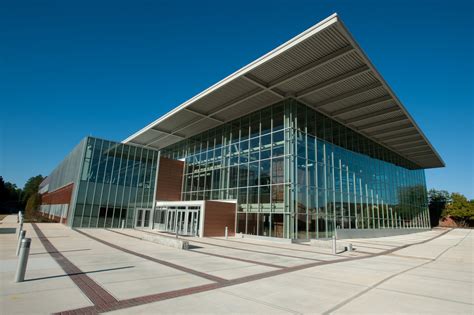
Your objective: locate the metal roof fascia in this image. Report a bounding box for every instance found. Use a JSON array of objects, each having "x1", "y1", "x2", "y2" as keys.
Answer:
[
  {"x1": 122, "y1": 13, "x2": 340, "y2": 144},
  {"x1": 334, "y1": 19, "x2": 445, "y2": 167}
]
